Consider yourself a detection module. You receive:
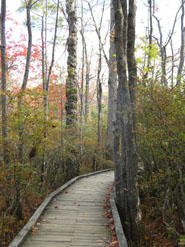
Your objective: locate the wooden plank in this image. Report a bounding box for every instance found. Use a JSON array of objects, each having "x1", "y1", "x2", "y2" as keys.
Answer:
[
  {"x1": 9, "y1": 170, "x2": 113, "y2": 247},
  {"x1": 110, "y1": 193, "x2": 128, "y2": 247},
  {"x1": 23, "y1": 241, "x2": 71, "y2": 247}
]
